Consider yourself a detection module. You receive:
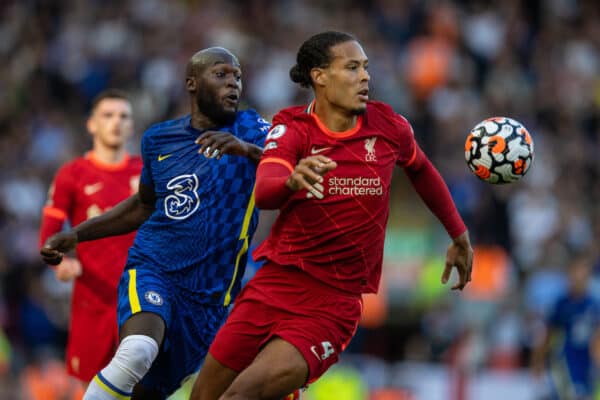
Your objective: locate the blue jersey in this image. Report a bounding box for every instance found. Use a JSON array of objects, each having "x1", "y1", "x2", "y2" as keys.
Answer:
[
  {"x1": 548, "y1": 293, "x2": 600, "y2": 395},
  {"x1": 129, "y1": 109, "x2": 270, "y2": 305}
]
